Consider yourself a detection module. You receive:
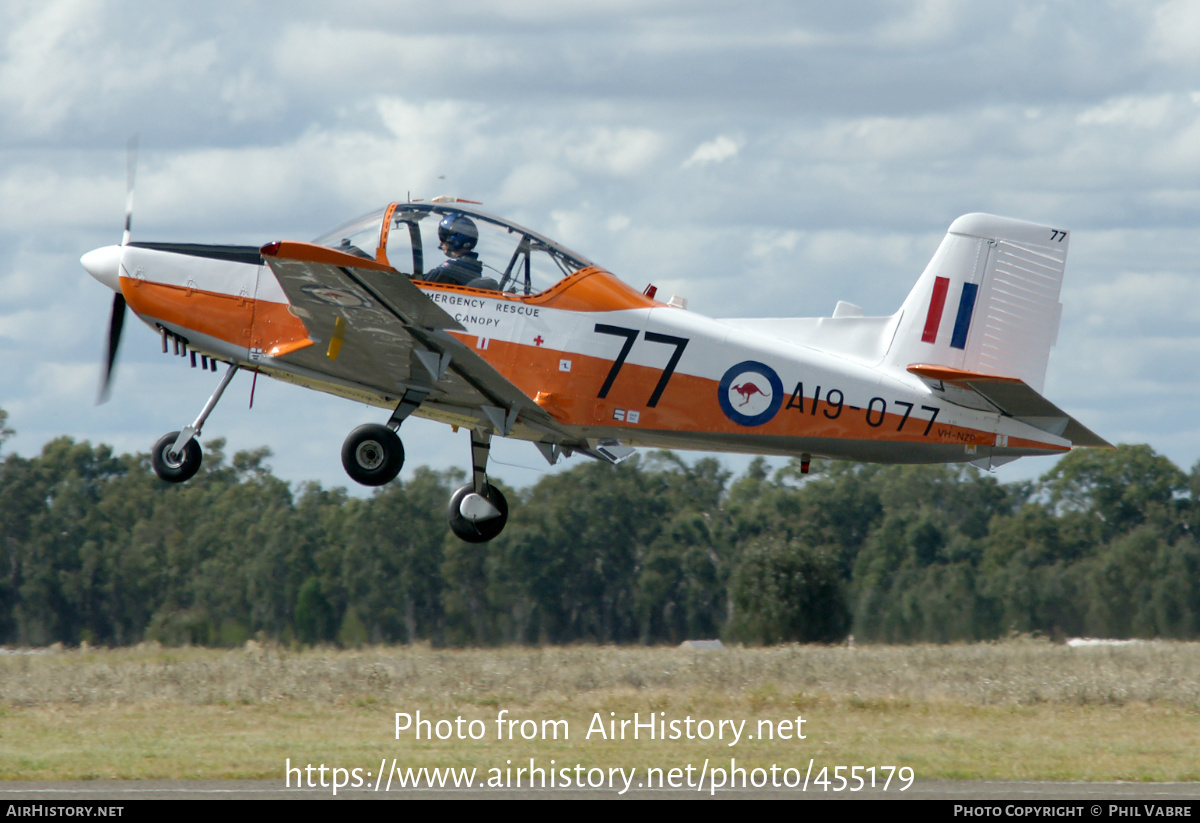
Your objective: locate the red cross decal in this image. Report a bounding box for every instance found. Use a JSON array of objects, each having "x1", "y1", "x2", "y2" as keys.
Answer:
[{"x1": 533, "y1": 335, "x2": 544, "y2": 346}]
